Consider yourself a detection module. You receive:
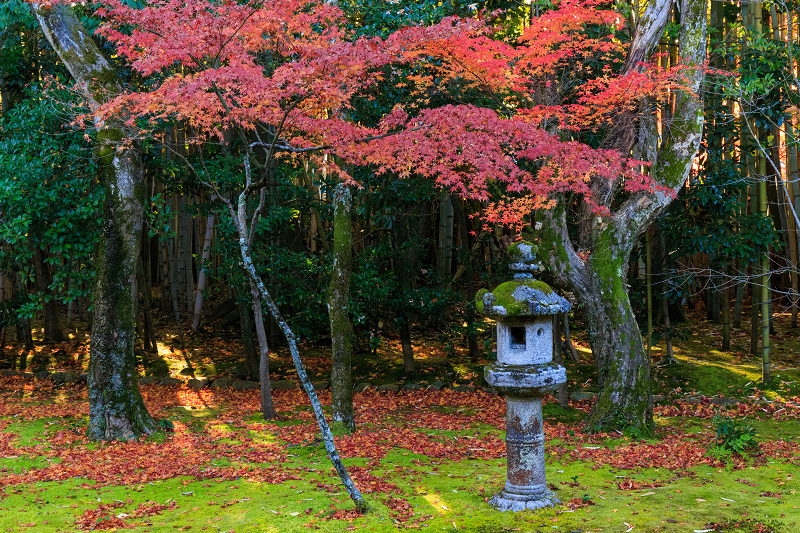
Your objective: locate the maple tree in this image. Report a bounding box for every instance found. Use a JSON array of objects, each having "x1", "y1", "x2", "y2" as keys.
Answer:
[
  {"x1": 343, "y1": 0, "x2": 707, "y2": 433},
  {"x1": 34, "y1": 0, "x2": 705, "y2": 450}
]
